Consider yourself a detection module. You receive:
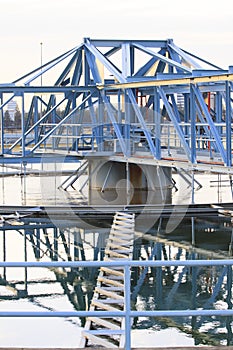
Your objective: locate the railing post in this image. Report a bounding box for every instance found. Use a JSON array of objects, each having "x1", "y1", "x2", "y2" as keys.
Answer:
[
  {"x1": 124, "y1": 264, "x2": 131, "y2": 350},
  {"x1": 225, "y1": 81, "x2": 232, "y2": 167}
]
